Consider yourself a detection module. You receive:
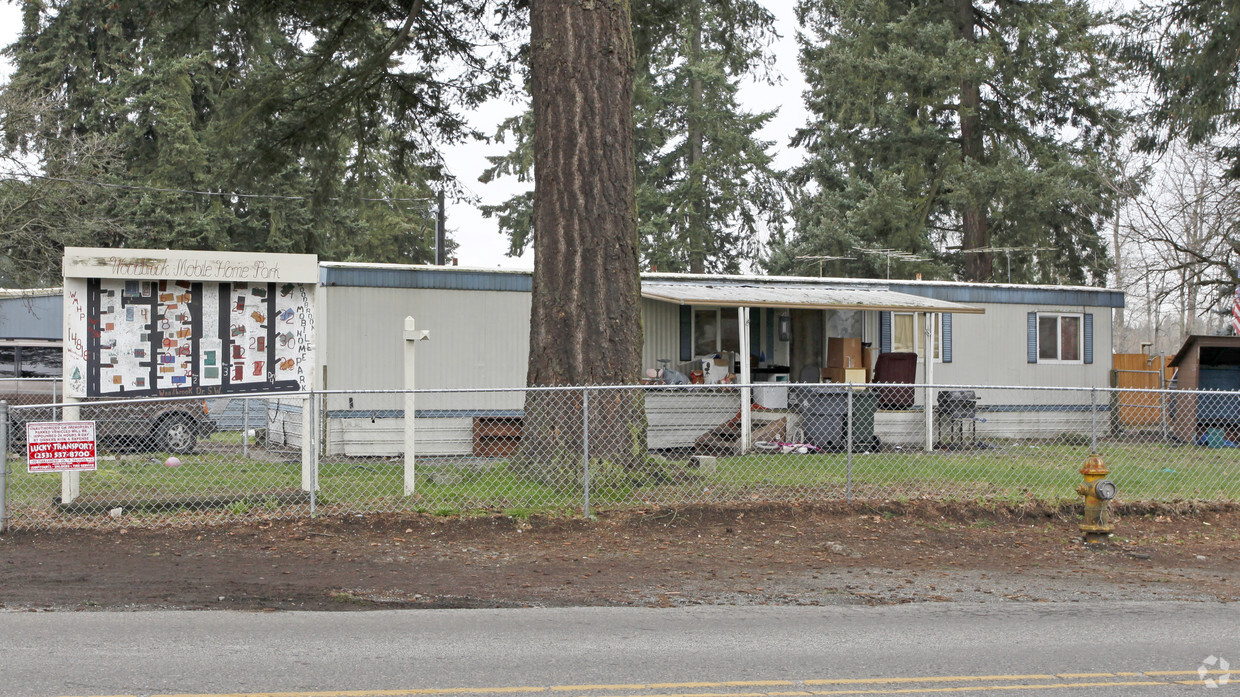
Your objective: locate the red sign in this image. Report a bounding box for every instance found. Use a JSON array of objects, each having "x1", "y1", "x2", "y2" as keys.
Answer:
[{"x1": 26, "y1": 421, "x2": 98, "y2": 473}]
